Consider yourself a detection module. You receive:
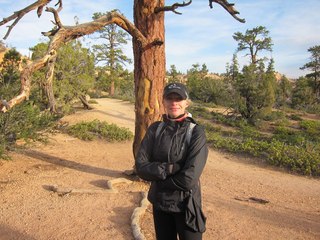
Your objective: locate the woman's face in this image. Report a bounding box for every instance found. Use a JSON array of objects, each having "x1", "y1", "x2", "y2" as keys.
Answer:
[{"x1": 163, "y1": 93, "x2": 189, "y2": 118}]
